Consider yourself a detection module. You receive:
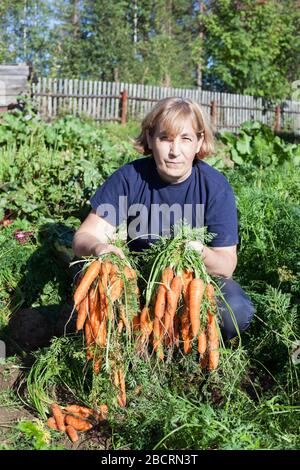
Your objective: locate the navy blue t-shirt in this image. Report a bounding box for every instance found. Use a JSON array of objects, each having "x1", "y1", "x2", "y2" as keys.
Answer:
[{"x1": 90, "y1": 157, "x2": 238, "y2": 251}]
